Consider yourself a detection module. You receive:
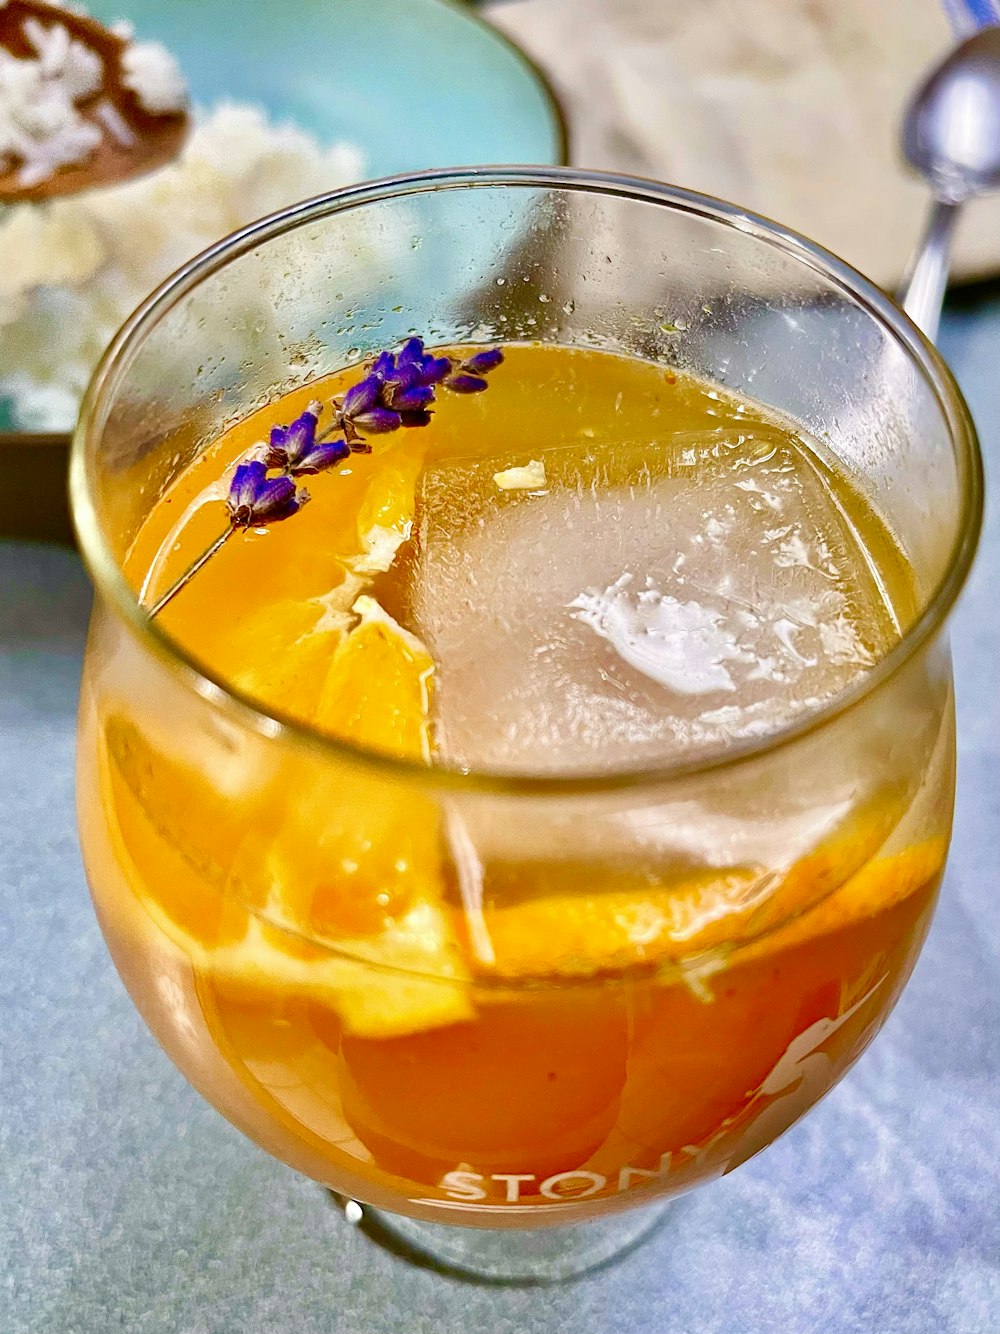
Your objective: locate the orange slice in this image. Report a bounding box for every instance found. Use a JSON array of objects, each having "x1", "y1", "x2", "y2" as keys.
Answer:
[
  {"x1": 313, "y1": 595, "x2": 434, "y2": 761},
  {"x1": 471, "y1": 865, "x2": 760, "y2": 981},
  {"x1": 218, "y1": 590, "x2": 354, "y2": 723},
  {"x1": 747, "y1": 836, "x2": 946, "y2": 959},
  {"x1": 214, "y1": 454, "x2": 424, "y2": 726},
  {"x1": 346, "y1": 453, "x2": 422, "y2": 577},
  {"x1": 464, "y1": 826, "x2": 946, "y2": 985},
  {"x1": 102, "y1": 707, "x2": 472, "y2": 1038},
  {"x1": 101, "y1": 581, "x2": 472, "y2": 1038},
  {"x1": 101, "y1": 713, "x2": 272, "y2": 949}
]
